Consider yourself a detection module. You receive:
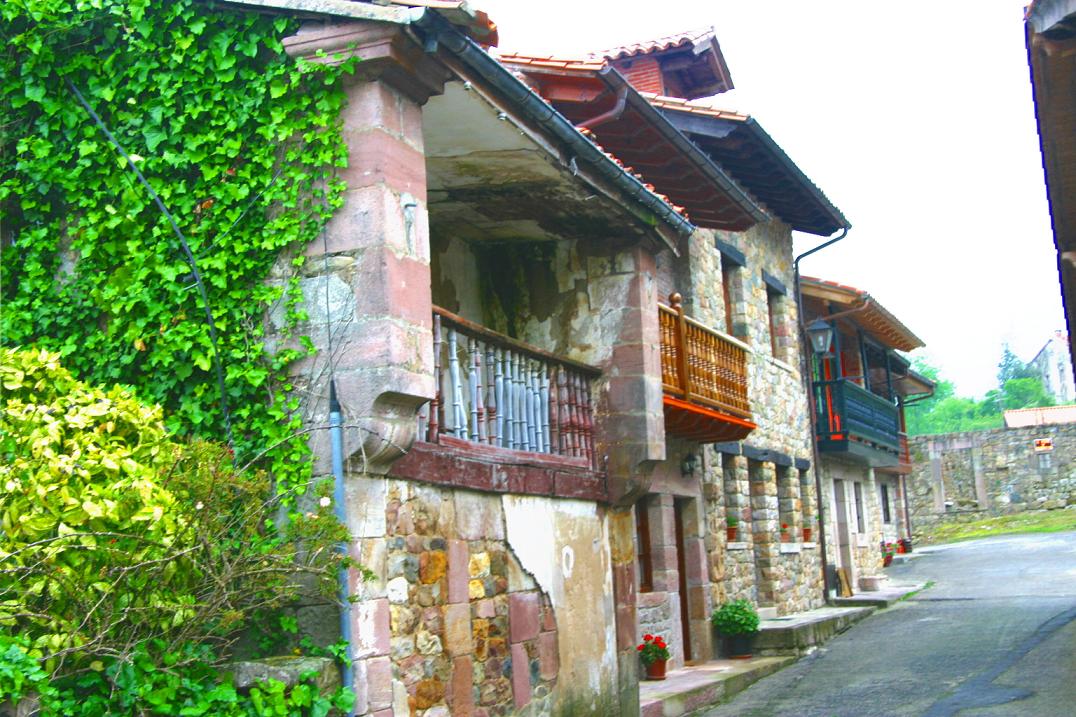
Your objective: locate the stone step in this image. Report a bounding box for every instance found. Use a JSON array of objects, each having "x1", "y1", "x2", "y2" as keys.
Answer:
[
  {"x1": 639, "y1": 656, "x2": 795, "y2": 717},
  {"x1": 755, "y1": 606, "x2": 875, "y2": 655}
]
